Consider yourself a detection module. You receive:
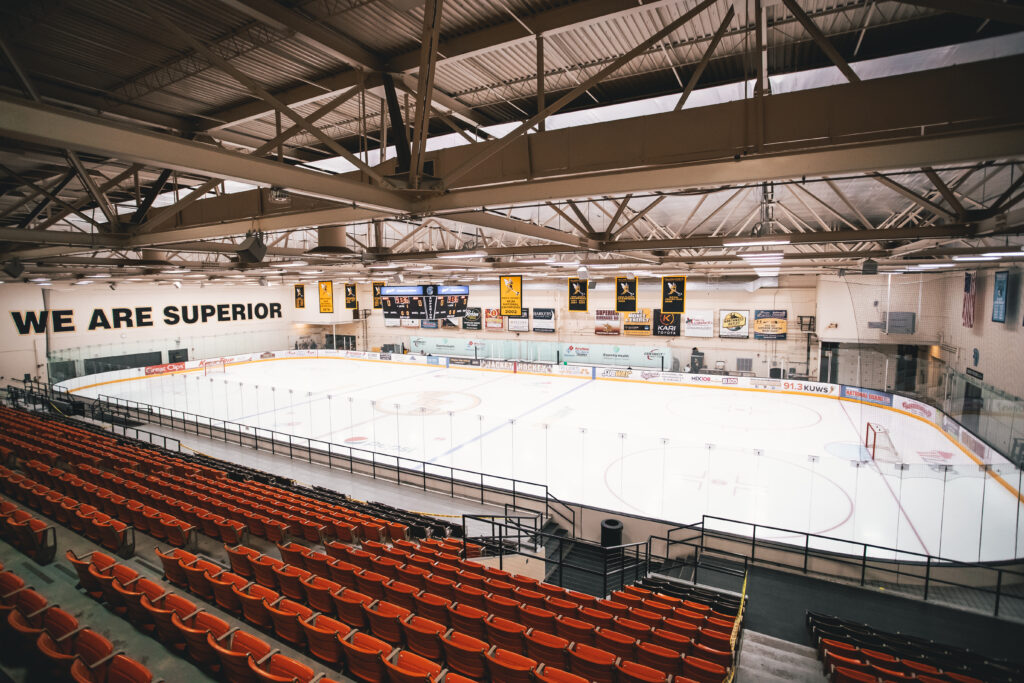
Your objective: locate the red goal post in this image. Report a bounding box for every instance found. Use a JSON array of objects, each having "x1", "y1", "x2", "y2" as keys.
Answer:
[{"x1": 864, "y1": 422, "x2": 899, "y2": 462}]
